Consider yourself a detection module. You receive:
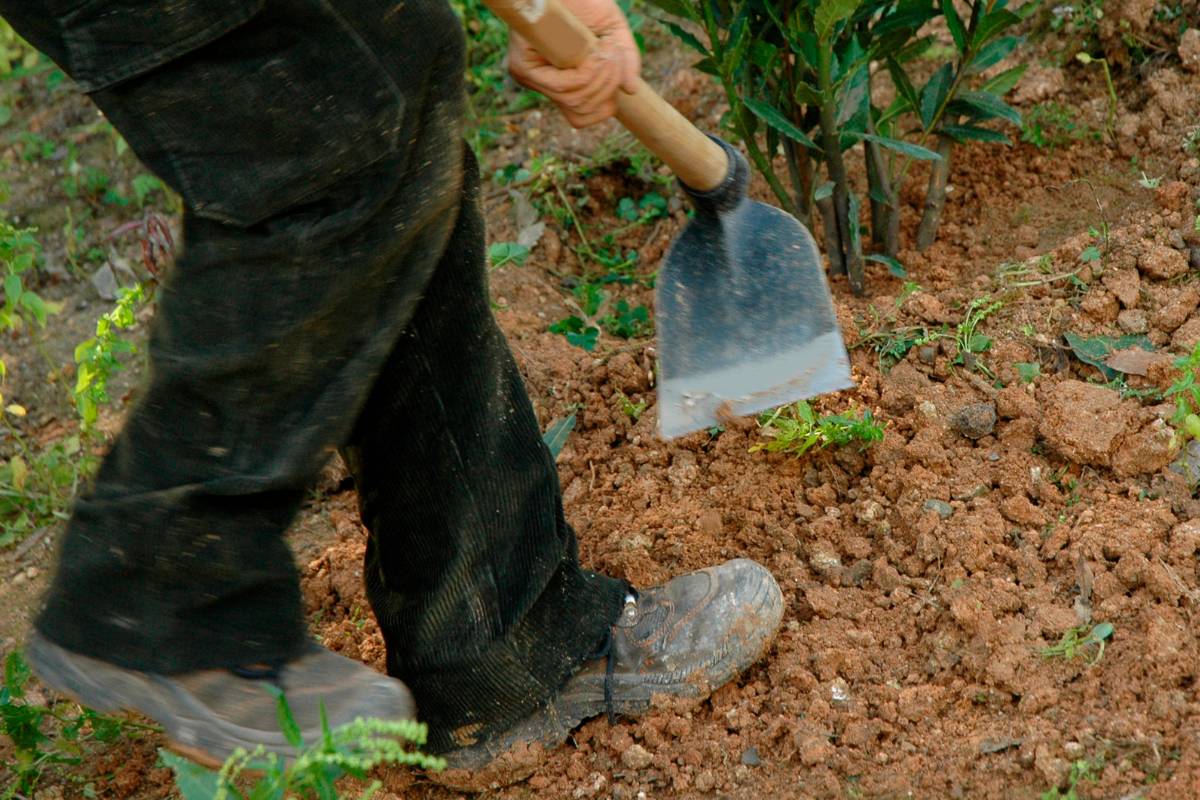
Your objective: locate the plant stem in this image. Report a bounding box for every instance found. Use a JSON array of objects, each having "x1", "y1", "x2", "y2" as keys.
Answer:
[
  {"x1": 916, "y1": 133, "x2": 955, "y2": 251},
  {"x1": 817, "y1": 39, "x2": 862, "y2": 292}
]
